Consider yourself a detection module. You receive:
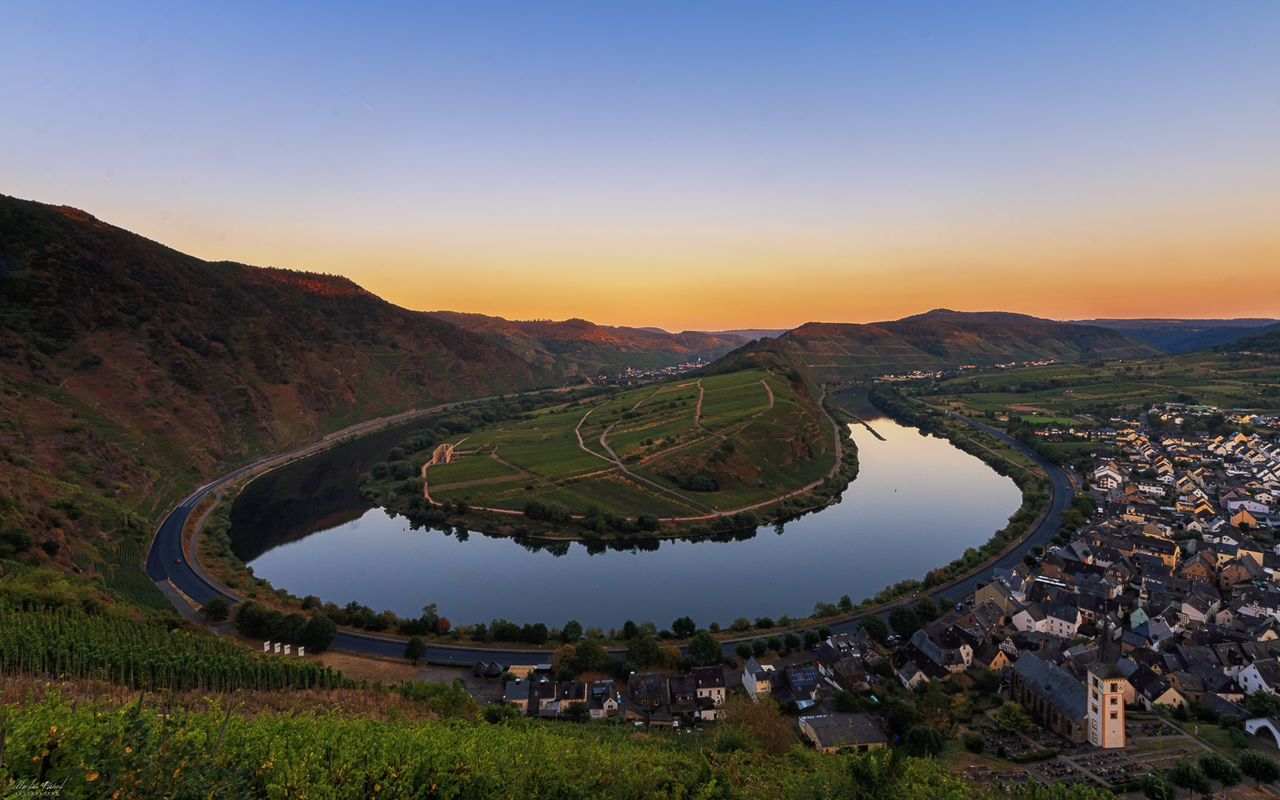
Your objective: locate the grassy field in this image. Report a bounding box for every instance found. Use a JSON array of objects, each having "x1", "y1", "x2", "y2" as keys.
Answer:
[
  {"x1": 929, "y1": 351, "x2": 1280, "y2": 418},
  {"x1": 418, "y1": 368, "x2": 837, "y2": 523}
]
